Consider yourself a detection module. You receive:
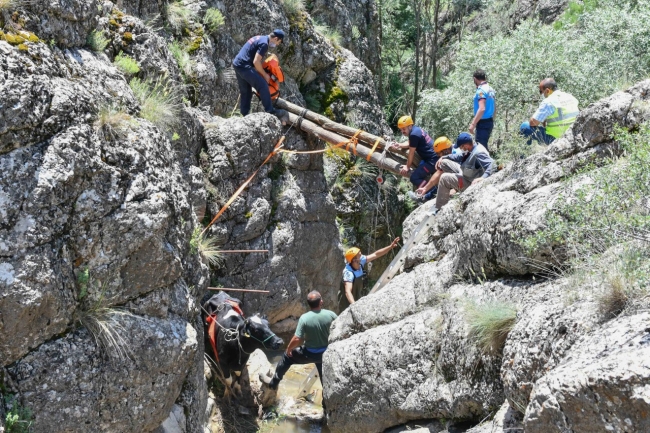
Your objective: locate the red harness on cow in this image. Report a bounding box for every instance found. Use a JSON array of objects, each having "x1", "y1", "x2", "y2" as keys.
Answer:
[{"x1": 206, "y1": 300, "x2": 245, "y2": 363}]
